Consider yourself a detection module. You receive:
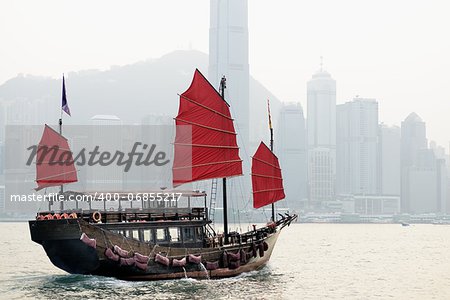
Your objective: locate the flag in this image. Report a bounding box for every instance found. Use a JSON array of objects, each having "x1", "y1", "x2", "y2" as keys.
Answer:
[
  {"x1": 62, "y1": 75, "x2": 71, "y2": 116},
  {"x1": 267, "y1": 99, "x2": 272, "y2": 129}
]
